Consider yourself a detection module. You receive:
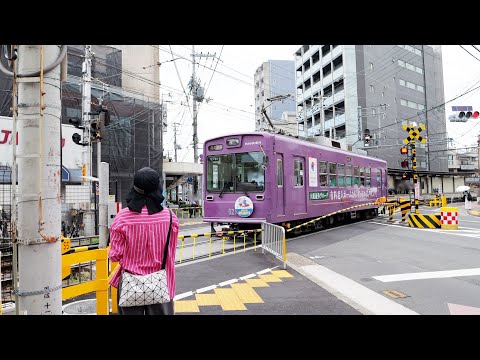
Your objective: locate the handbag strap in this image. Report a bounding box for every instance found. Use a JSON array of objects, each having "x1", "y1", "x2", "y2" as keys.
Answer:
[{"x1": 161, "y1": 209, "x2": 173, "y2": 270}]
